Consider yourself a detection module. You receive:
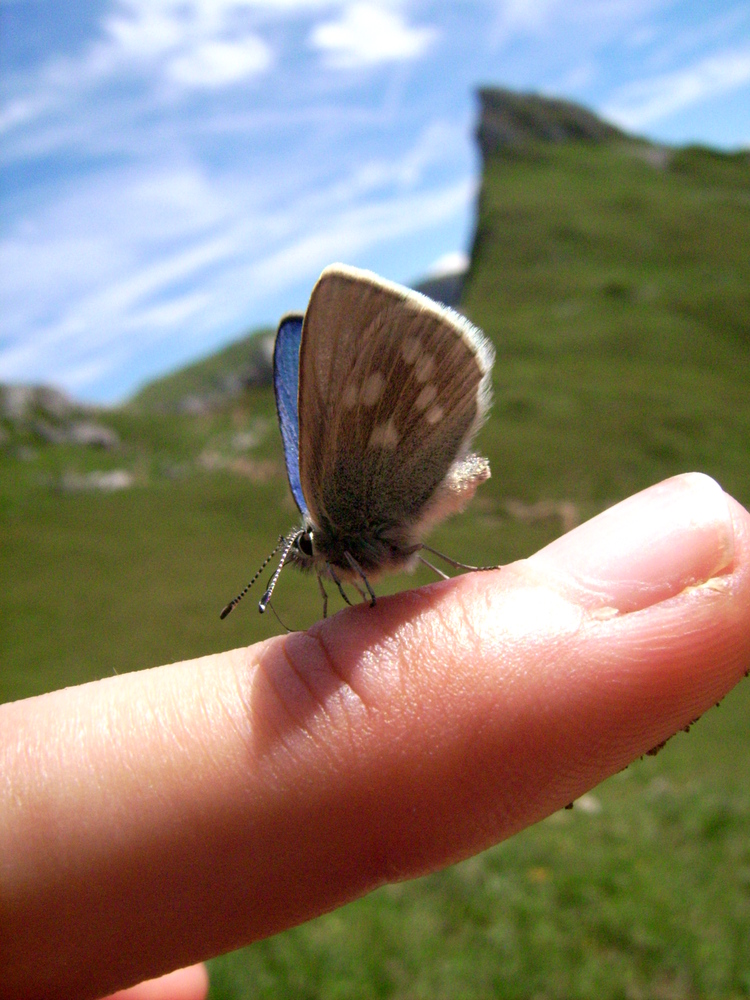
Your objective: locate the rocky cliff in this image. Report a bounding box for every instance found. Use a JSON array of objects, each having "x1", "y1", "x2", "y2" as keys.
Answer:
[{"x1": 476, "y1": 87, "x2": 626, "y2": 158}]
